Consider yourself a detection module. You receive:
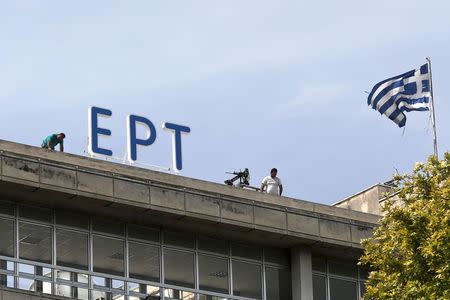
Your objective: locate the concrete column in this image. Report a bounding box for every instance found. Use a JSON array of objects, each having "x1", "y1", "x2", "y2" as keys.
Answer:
[{"x1": 291, "y1": 246, "x2": 313, "y2": 300}]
